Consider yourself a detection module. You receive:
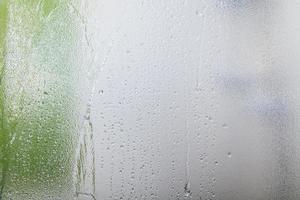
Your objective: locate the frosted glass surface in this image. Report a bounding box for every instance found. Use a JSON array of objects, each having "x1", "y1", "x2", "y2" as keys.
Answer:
[{"x1": 1, "y1": 0, "x2": 300, "y2": 199}]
